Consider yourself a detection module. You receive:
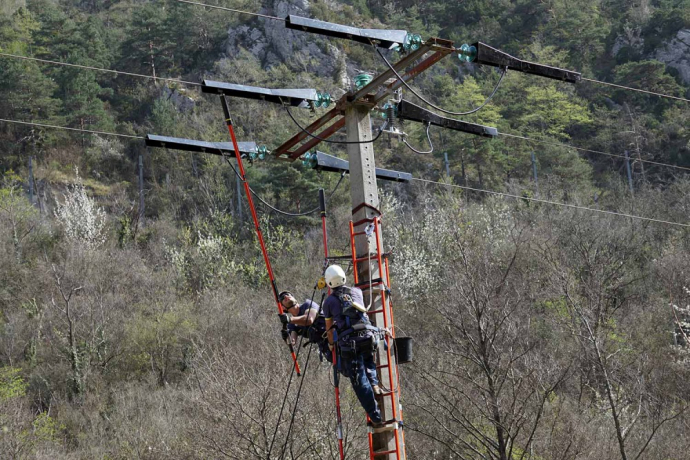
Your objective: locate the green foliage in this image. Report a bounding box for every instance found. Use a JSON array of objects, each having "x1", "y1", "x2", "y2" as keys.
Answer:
[
  {"x1": 0, "y1": 1, "x2": 690, "y2": 457},
  {"x1": 0, "y1": 367, "x2": 27, "y2": 400}
]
